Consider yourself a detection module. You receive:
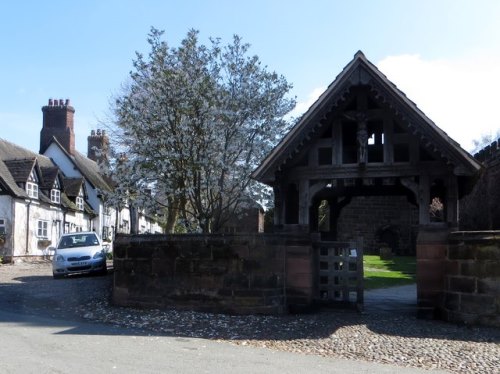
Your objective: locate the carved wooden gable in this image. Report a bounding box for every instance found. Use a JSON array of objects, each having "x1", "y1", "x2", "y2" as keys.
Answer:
[{"x1": 253, "y1": 51, "x2": 481, "y2": 186}]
